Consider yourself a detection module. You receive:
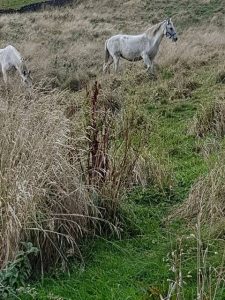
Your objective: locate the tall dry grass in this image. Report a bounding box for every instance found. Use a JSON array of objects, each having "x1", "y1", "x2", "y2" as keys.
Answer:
[
  {"x1": 0, "y1": 0, "x2": 224, "y2": 280},
  {"x1": 159, "y1": 27, "x2": 225, "y2": 69},
  {"x1": 189, "y1": 97, "x2": 225, "y2": 138},
  {"x1": 170, "y1": 95, "x2": 225, "y2": 230},
  {"x1": 170, "y1": 158, "x2": 225, "y2": 231},
  {"x1": 0, "y1": 84, "x2": 98, "y2": 270},
  {"x1": 0, "y1": 75, "x2": 171, "y2": 273},
  {"x1": 76, "y1": 80, "x2": 171, "y2": 222}
]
